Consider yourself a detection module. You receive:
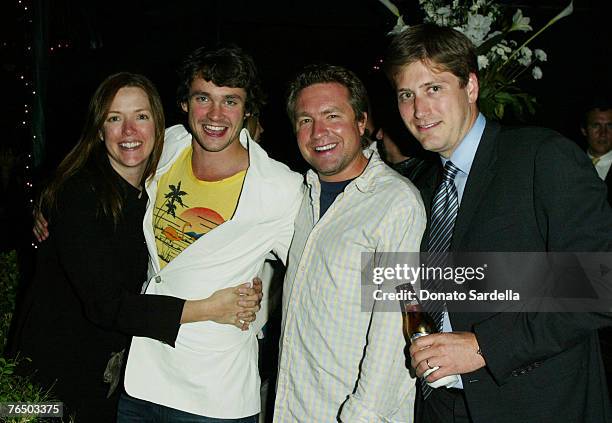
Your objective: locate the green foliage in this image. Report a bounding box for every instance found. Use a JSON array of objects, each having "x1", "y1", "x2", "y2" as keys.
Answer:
[
  {"x1": 479, "y1": 85, "x2": 537, "y2": 121},
  {"x1": 0, "y1": 250, "x2": 19, "y2": 355},
  {"x1": 0, "y1": 356, "x2": 56, "y2": 422},
  {"x1": 382, "y1": 0, "x2": 573, "y2": 122},
  {"x1": 0, "y1": 251, "x2": 67, "y2": 422}
]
